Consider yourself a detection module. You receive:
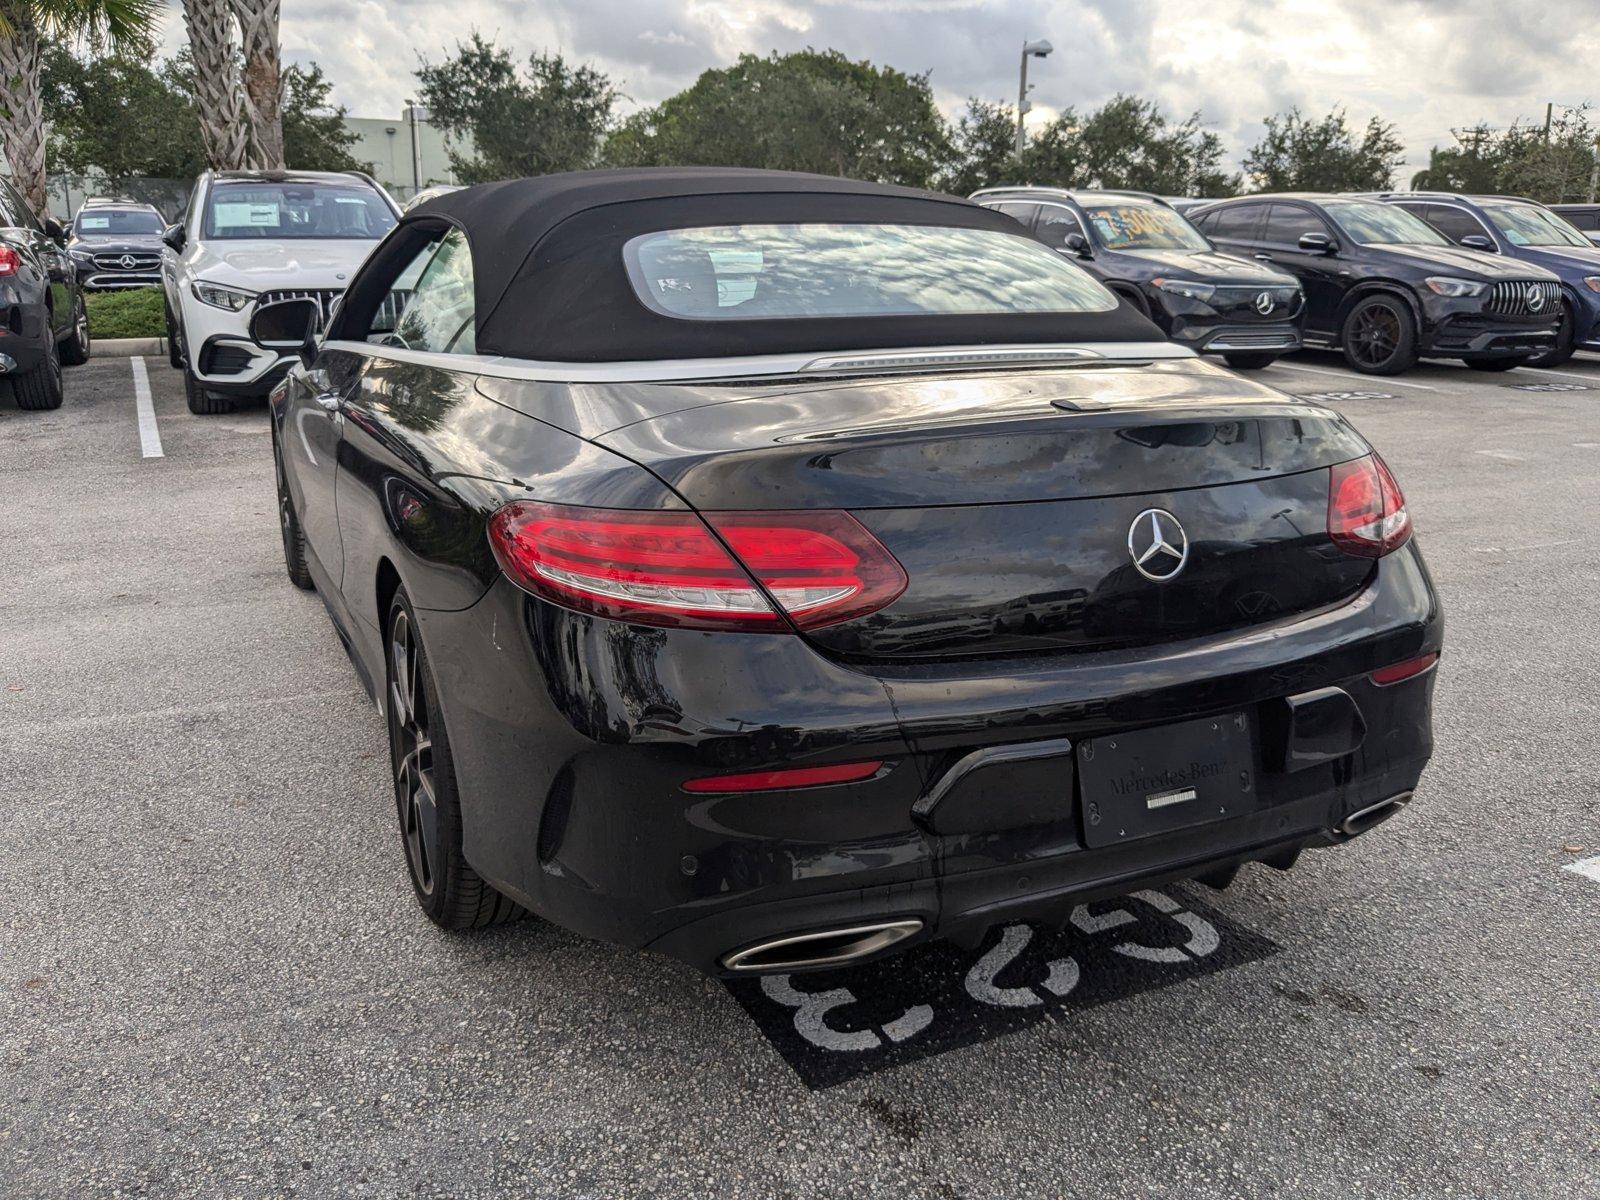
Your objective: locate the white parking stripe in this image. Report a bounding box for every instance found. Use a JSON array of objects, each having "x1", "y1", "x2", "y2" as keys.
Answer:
[
  {"x1": 1511, "y1": 366, "x2": 1600, "y2": 382},
  {"x1": 1271, "y1": 362, "x2": 1438, "y2": 392},
  {"x1": 131, "y1": 356, "x2": 163, "y2": 459},
  {"x1": 1563, "y1": 854, "x2": 1600, "y2": 884}
]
